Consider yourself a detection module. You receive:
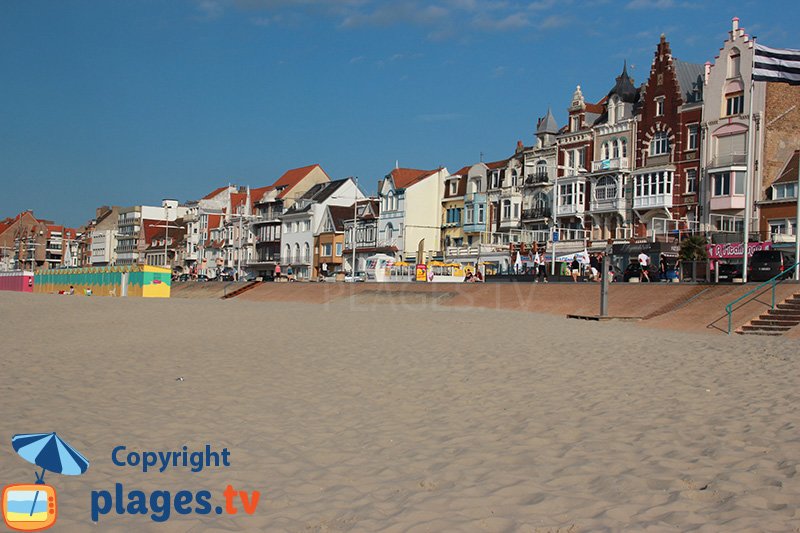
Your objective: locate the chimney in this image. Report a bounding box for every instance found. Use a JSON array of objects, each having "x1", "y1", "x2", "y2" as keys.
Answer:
[
  {"x1": 732, "y1": 17, "x2": 739, "y2": 32},
  {"x1": 704, "y1": 61, "x2": 711, "y2": 85}
]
